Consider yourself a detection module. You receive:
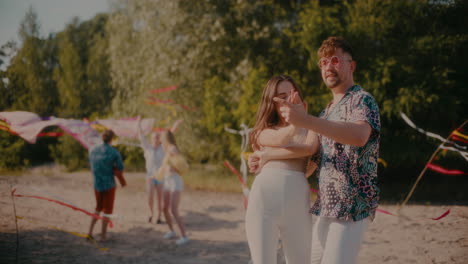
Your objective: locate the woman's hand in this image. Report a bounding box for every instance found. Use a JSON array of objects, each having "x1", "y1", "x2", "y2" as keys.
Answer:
[
  {"x1": 305, "y1": 160, "x2": 318, "y2": 178},
  {"x1": 248, "y1": 150, "x2": 267, "y2": 174},
  {"x1": 248, "y1": 152, "x2": 259, "y2": 173}
]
